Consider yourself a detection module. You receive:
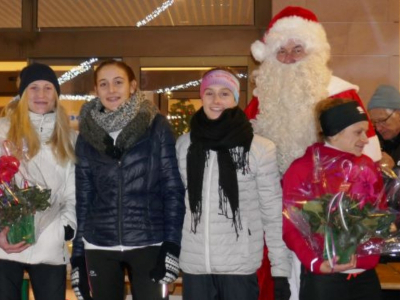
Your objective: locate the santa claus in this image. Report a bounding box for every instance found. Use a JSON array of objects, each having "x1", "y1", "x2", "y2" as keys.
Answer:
[
  {"x1": 246, "y1": 6, "x2": 381, "y2": 175},
  {"x1": 246, "y1": 6, "x2": 382, "y2": 300}
]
